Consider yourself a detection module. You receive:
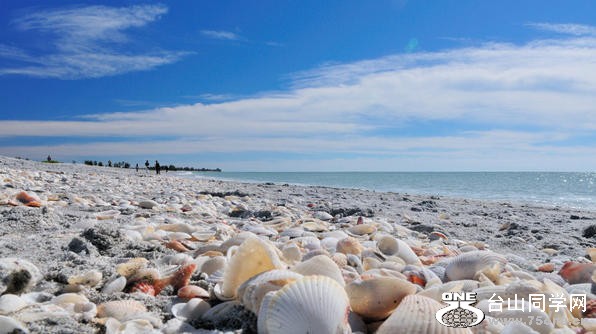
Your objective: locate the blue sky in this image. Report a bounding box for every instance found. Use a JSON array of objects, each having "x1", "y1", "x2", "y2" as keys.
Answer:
[{"x1": 1, "y1": 1, "x2": 596, "y2": 171}]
